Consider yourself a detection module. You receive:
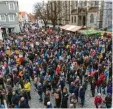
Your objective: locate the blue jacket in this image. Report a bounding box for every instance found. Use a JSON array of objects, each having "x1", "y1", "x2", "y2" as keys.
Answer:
[
  {"x1": 69, "y1": 85, "x2": 75, "y2": 93},
  {"x1": 79, "y1": 88, "x2": 85, "y2": 98},
  {"x1": 107, "y1": 85, "x2": 112, "y2": 95}
]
